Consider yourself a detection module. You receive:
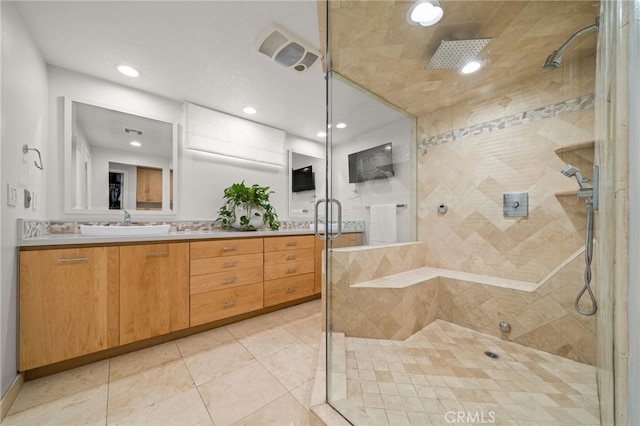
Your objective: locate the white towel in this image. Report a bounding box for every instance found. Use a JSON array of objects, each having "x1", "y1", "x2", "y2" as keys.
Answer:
[{"x1": 370, "y1": 204, "x2": 397, "y2": 244}]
